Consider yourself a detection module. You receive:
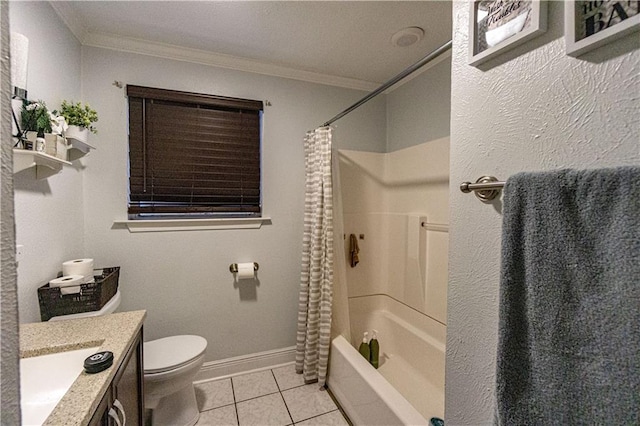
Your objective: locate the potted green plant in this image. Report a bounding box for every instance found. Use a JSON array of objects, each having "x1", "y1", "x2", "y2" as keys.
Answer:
[
  {"x1": 20, "y1": 100, "x2": 52, "y2": 151},
  {"x1": 21, "y1": 100, "x2": 52, "y2": 136},
  {"x1": 58, "y1": 100, "x2": 98, "y2": 143}
]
